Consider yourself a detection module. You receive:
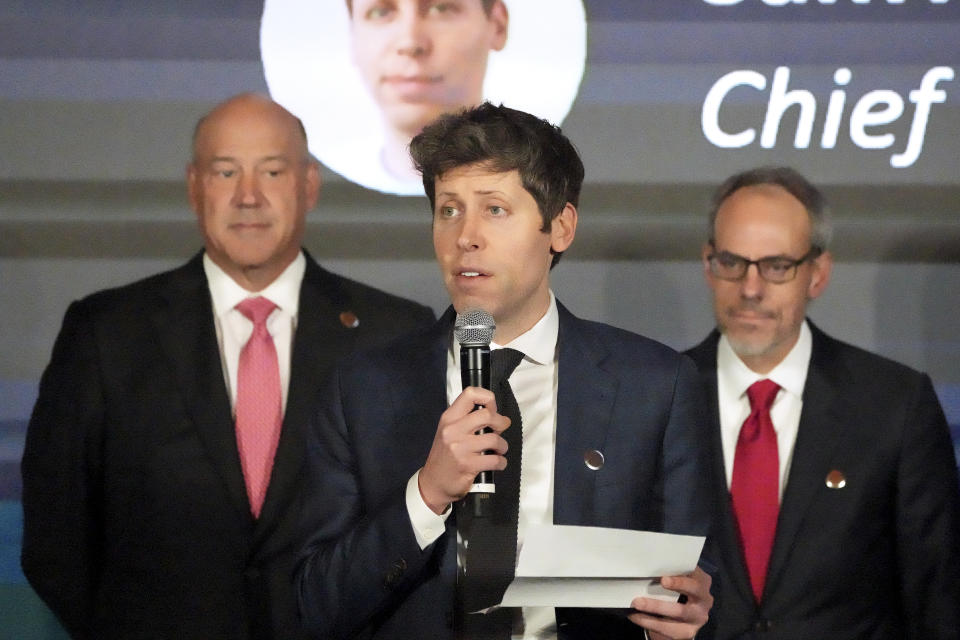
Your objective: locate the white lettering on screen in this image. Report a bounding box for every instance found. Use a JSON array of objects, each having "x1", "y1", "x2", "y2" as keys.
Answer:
[{"x1": 701, "y1": 66, "x2": 954, "y2": 168}]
